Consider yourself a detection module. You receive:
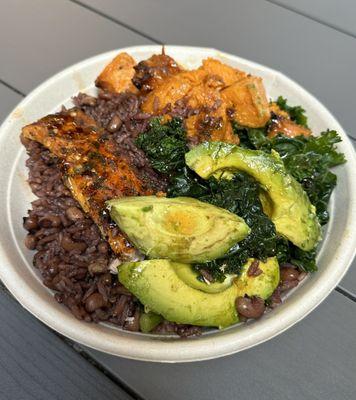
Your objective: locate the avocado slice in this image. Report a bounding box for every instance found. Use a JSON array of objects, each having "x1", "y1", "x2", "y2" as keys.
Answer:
[
  {"x1": 185, "y1": 142, "x2": 321, "y2": 251},
  {"x1": 107, "y1": 196, "x2": 250, "y2": 263},
  {"x1": 174, "y1": 257, "x2": 279, "y2": 298},
  {"x1": 118, "y1": 259, "x2": 239, "y2": 328},
  {"x1": 174, "y1": 262, "x2": 235, "y2": 293},
  {"x1": 235, "y1": 257, "x2": 280, "y2": 299},
  {"x1": 139, "y1": 312, "x2": 163, "y2": 333}
]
